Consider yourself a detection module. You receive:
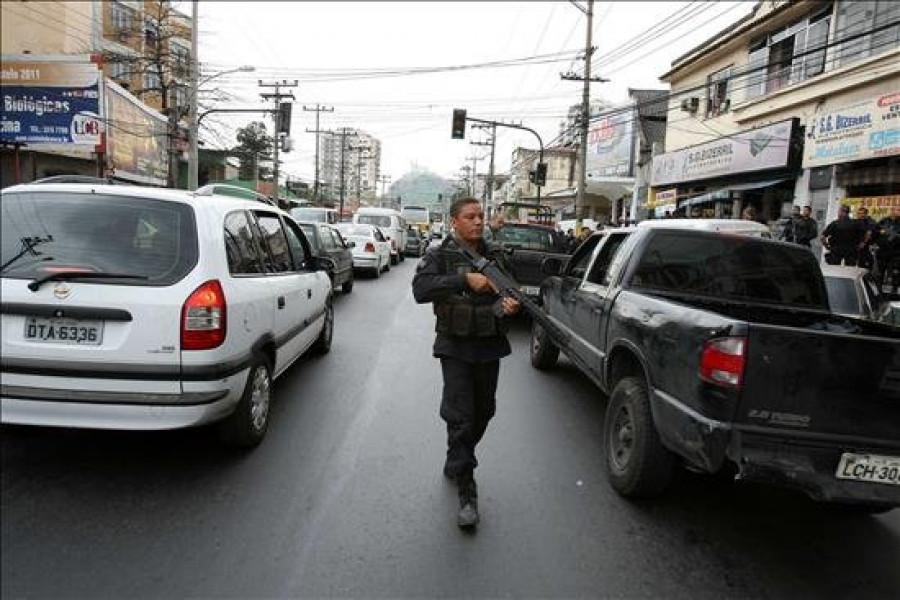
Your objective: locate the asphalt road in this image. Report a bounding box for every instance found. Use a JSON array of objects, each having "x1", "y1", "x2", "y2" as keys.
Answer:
[{"x1": 3, "y1": 256, "x2": 899, "y2": 599}]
